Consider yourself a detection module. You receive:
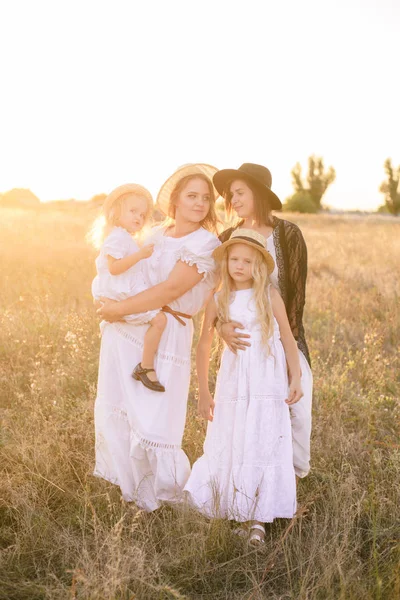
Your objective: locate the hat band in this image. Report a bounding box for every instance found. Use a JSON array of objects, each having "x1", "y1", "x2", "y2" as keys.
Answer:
[{"x1": 230, "y1": 235, "x2": 265, "y2": 249}]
